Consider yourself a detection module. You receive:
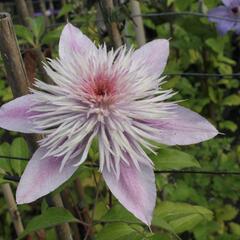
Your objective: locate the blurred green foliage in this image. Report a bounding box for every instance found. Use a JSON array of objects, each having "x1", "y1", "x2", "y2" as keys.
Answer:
[{"x1": 0, "y1": 0, "x2": 240, "y2": 239}]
